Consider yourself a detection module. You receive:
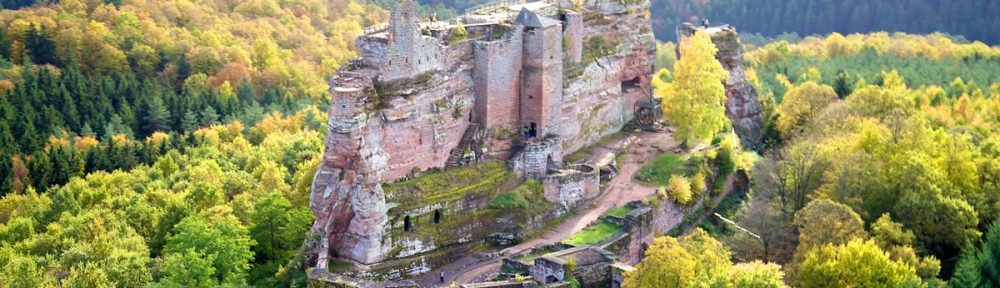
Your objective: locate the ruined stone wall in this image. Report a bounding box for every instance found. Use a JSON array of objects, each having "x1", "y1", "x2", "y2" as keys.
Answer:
[
  {"x1": 562, "y1": 12, "x2": 584, "y2": 63},
  {"x1": 473, "y1": 27, "x2": 524, "y2": 133},
  {"x1": 529, "y1": 258, "x2": 566, "y2": 284},
  {"x1": 384, "y1": 0, "x2": 445, "y2": 81},
  {"x1": 573, "y1": 263, "x2": 612, "y2": 287},
  {"x1": 600, "y1": 206, "x2": 654, "y2": 265},
  {"x1": 311, "y1": 0, "x2": 656, "y2": 269},
  {"x1": 541, "y1": 164, "x2": 600, "y2": 211},
  {"x1": 557, "y1": 0, "x2": 656, "y2": 152},
  {"x1": 510, "y1": 136, "x2": 563, "y2": 179}
]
